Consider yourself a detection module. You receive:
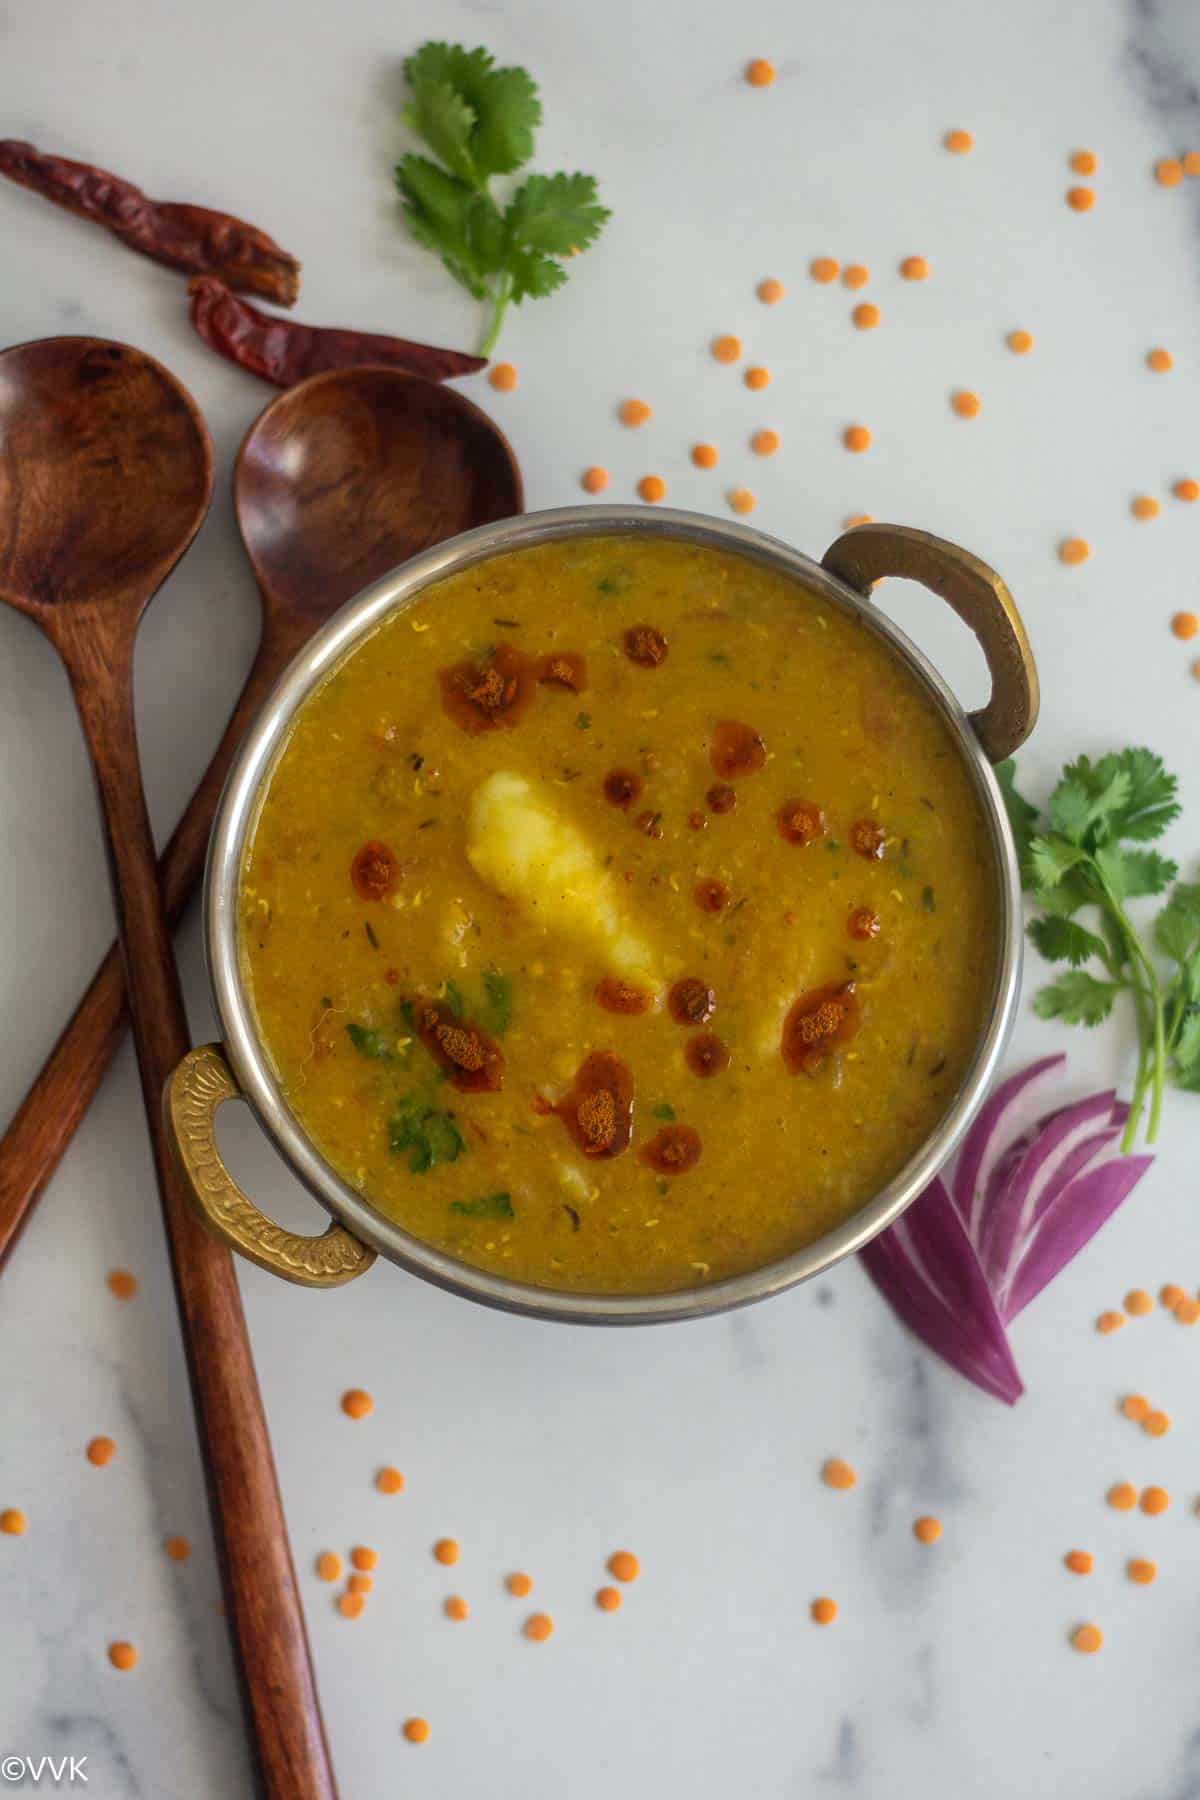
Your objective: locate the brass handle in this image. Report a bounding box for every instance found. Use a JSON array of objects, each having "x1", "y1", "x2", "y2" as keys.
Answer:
[
  {"x1": 165, "y1": 1043, "x2": 376, "y2": 1288},
  {"x1": 821, "y1": 523, "x2": 1039, "y2": 763}
]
